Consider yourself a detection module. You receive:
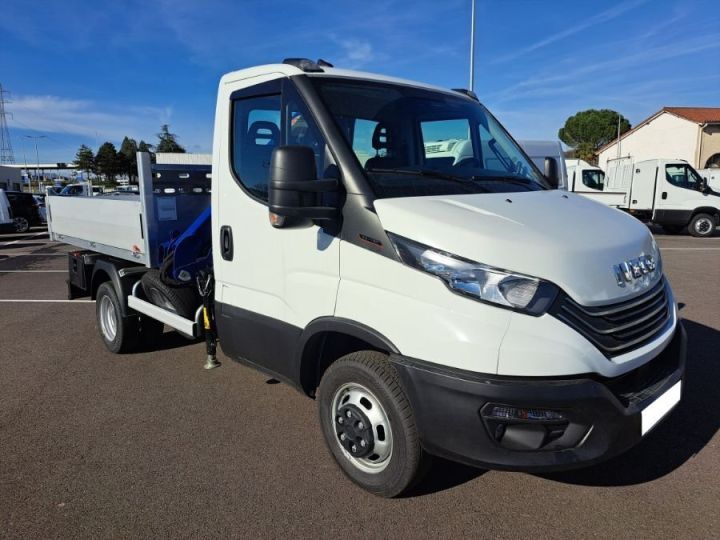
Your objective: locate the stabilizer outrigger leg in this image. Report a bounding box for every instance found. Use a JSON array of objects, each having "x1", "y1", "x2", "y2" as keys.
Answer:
[{"x1": 197, "y1": 270, "x2": 221, "y2": 370}]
